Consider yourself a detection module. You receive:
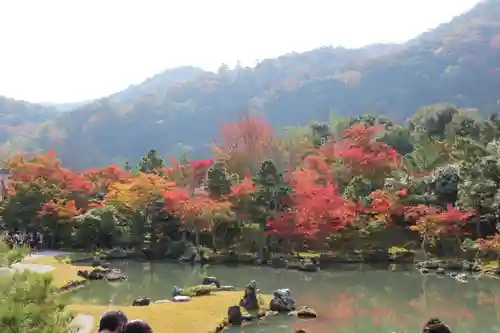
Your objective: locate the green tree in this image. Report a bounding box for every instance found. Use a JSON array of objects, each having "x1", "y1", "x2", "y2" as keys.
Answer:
[
  {"x1": 138, "y1": 149, "x2": 165, "y2": 174},
  {"x1": 0, "y1": 271, "x2": 71, "y2": 333},
  {"x1": 0, "y1": 238, "x2": 70, "y2": 333},
  {"x1": 206, "y1": 162, "x2": 232, "y2": 199}
]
